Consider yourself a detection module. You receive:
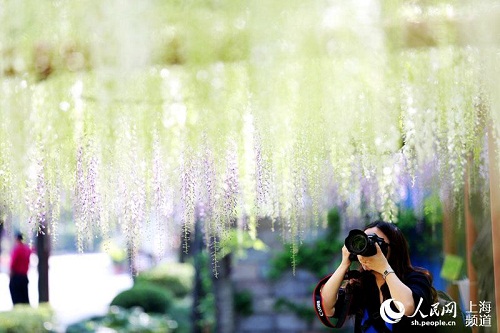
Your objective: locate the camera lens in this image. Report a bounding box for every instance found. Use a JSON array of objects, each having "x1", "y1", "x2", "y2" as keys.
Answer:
[
  {"x1": 349, "y1": 234, "x2": 368, "y2": 253},
  {"x1": 345, "y1": 229, "x2": 369, "y2": 255}
]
